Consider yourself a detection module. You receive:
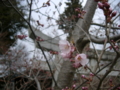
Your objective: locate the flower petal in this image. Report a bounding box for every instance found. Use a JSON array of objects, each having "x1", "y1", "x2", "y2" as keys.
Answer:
[
  {"x1": 80, "y1": 59, "x2": 89, "y2": 66},
  {"x1": 59, "y1": 40, "x2": 71, "y2": 54},
  {"x1": 79, "y1": 54, "x2": 87, "y2": 59},
  {"x1": 60, "y1": 52, "x2": 71, "y2": 58},
  {"x1": 74, "y1": 54, "x2": 88, "y2": 66}
]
